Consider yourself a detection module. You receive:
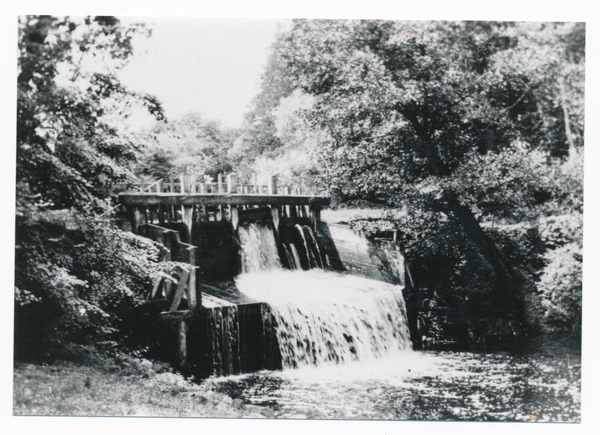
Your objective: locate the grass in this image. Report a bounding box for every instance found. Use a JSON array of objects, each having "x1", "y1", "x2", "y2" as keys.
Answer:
[{"x1": 13, "y1": 361, "x2": 267, "y2": 418}]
